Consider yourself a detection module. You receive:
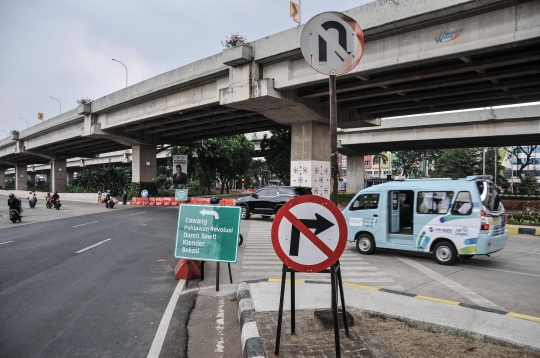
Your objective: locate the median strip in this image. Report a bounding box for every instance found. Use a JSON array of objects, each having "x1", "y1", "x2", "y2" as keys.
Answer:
[
  {"x1": 75, "y1": 239, "x2": 112, "y2": 254},
  {"x1": 72, "y1": 221, "x2": 99, "y2": 228}
]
